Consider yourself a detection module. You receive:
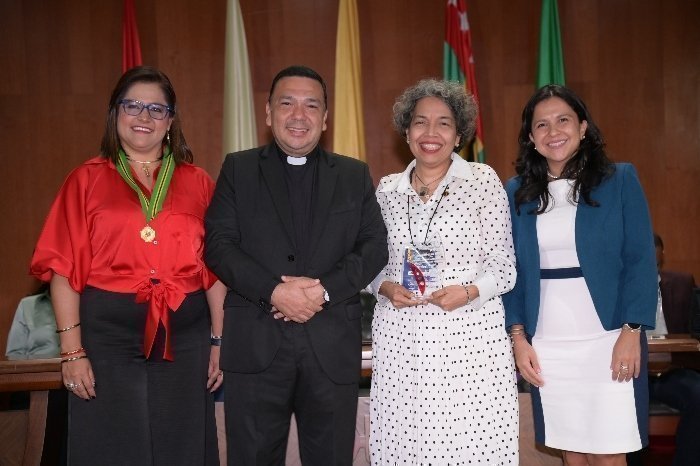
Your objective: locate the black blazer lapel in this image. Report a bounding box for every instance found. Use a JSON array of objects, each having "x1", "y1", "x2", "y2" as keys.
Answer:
[
  {"x1": 259, "y1": 145, "x2": 297, "y2": 249},
  {"x1": 308, "y1": 150, "x2": 339, "y2": 255}
]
